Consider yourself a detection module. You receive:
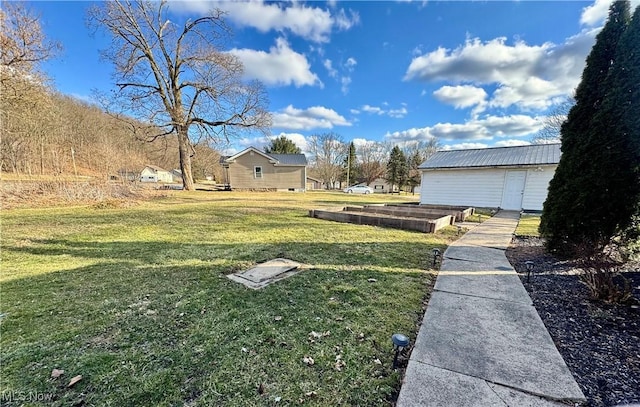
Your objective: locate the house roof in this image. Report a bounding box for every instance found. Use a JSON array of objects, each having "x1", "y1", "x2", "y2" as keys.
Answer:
[
  {"x1": 144, "y1": 165, "x2": 169, "y2": 172},
  {"x1": 223, "y1": 147, "x2": 307, "y2": 166},
  {"x1": 419, "y1": 143, "x2": 561, "y2": 170},
  {"x1": 269, "y1": 153, "x2": 307, "y2": 166}
]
